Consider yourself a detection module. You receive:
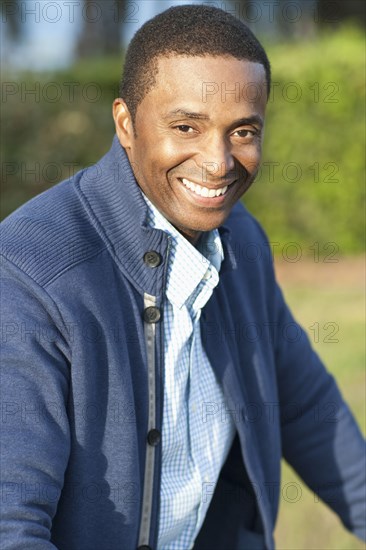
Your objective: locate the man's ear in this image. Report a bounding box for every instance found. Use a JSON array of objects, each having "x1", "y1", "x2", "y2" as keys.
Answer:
[{"x1": 113, "y1": 98, "x2": 134, "y2": 149}]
